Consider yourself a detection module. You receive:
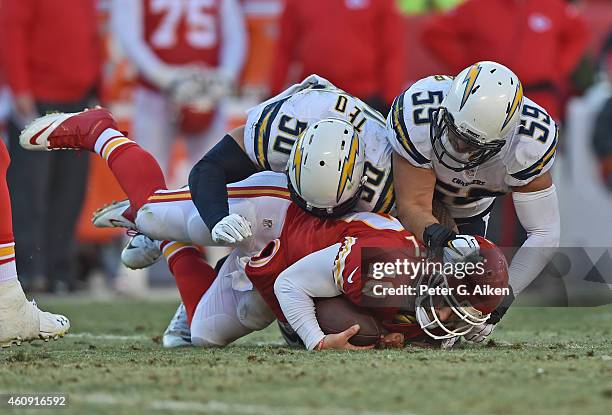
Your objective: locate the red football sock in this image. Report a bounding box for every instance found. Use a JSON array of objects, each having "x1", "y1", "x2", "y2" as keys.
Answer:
[
  {"x1": 0, "y1": 140, "x2": 17, "y2": 282},
  {"x1": 106, "y1": 144, "x2": 167, "y2": 220},
  {"x1": 162, "y1": 242, "x2": 216, "y2": 323},
  {"x1": 0, "y1": 140, "x2": 14, "y2": 242}
]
